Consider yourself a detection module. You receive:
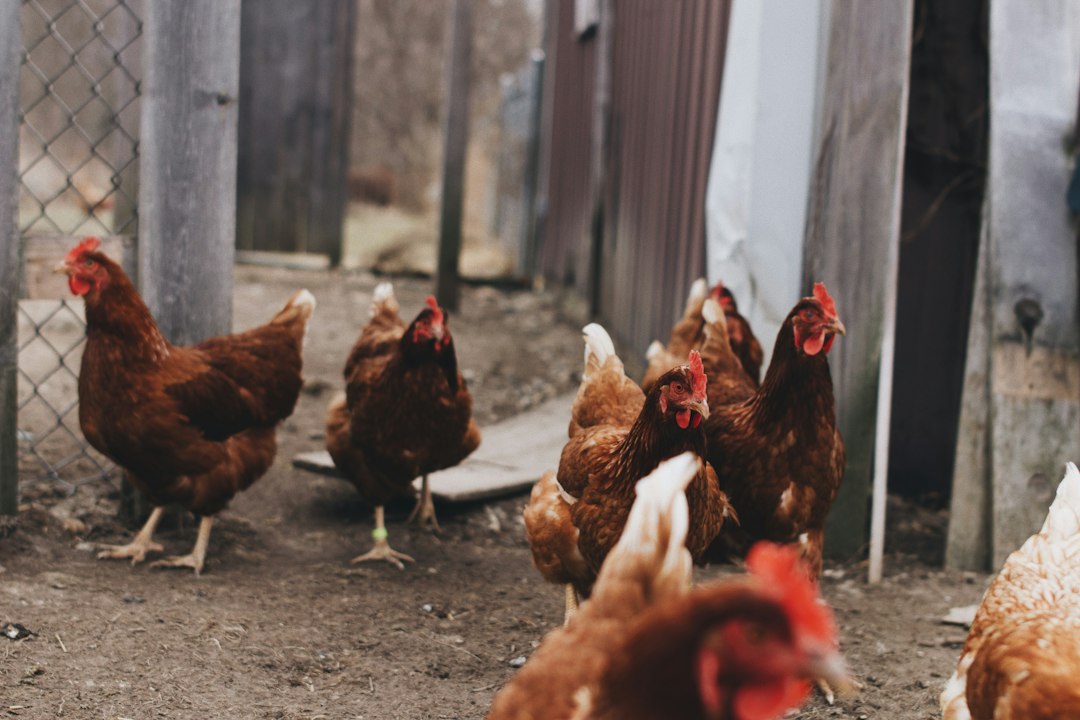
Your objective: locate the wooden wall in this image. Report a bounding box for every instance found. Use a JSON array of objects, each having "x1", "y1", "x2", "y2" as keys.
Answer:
[
  {"x1": 803, "y1": 0, "x2": 914, "y2": 559},
  {"x1": 947, "y1": 0, "x2": 1080, "y2": 571},
  {"x1": 235, "y1": 0, "x2": 354, "y2": 265}
]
